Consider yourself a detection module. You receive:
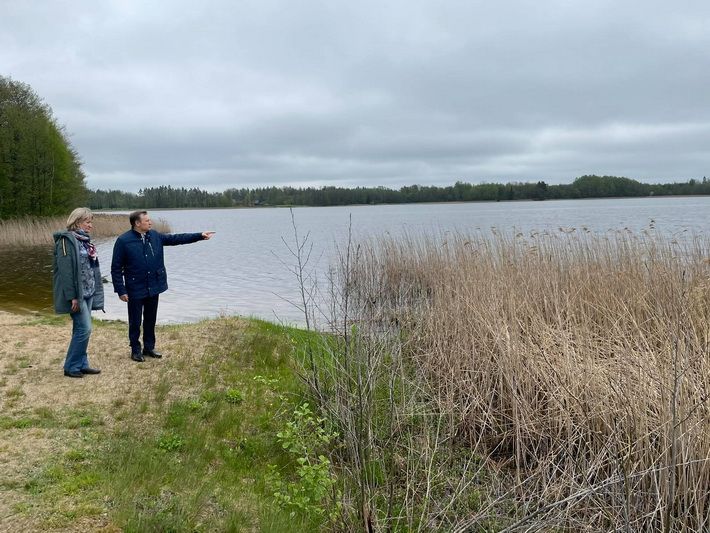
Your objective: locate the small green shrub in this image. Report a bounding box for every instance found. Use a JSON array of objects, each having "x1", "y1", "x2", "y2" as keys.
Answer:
[
  {"x1": 253, "y1": 375, "x2": 279, "y2": 387},
  {"x1": 186, "y1": 399, "x2": 204, "y2": 411},
  {"x1": 268, "y1": 403, "x2": 341, "y2": 522},
  {"x1": 225, "y1": 388, "x2": 244, "y2": 404},
  {"x1": 64, "y1": 449, "x2": 88, "y2": 463},
  {"x1": 157, "y1": 433, "x2": 184, "y2": 452}
]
